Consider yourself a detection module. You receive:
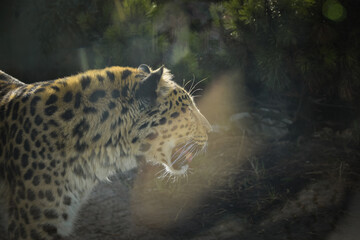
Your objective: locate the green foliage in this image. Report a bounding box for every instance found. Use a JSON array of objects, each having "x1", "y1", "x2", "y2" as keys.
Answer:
[
  {"x1": 29, "y1": 0, "x2": 360, "y2": 103},
  {"x1": 37, "y1": 0, "x2": 228, "y2": 84},
  {"x1": 221, "y1": 0, "x2": 360, "y2": 100}
]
